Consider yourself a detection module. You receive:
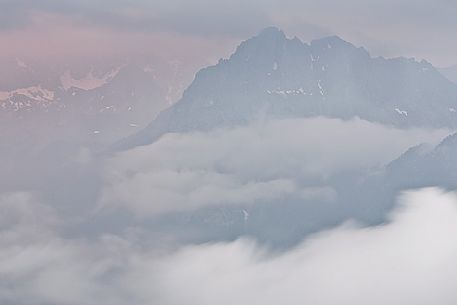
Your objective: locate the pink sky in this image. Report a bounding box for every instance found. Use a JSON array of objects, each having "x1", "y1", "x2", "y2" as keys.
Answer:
[
  {"x1": 1, "y1": 3, "x2": 457, "y2": 71},
  {"x1": 0, "y1": 12, "x2": 236, "y2": 69}
]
